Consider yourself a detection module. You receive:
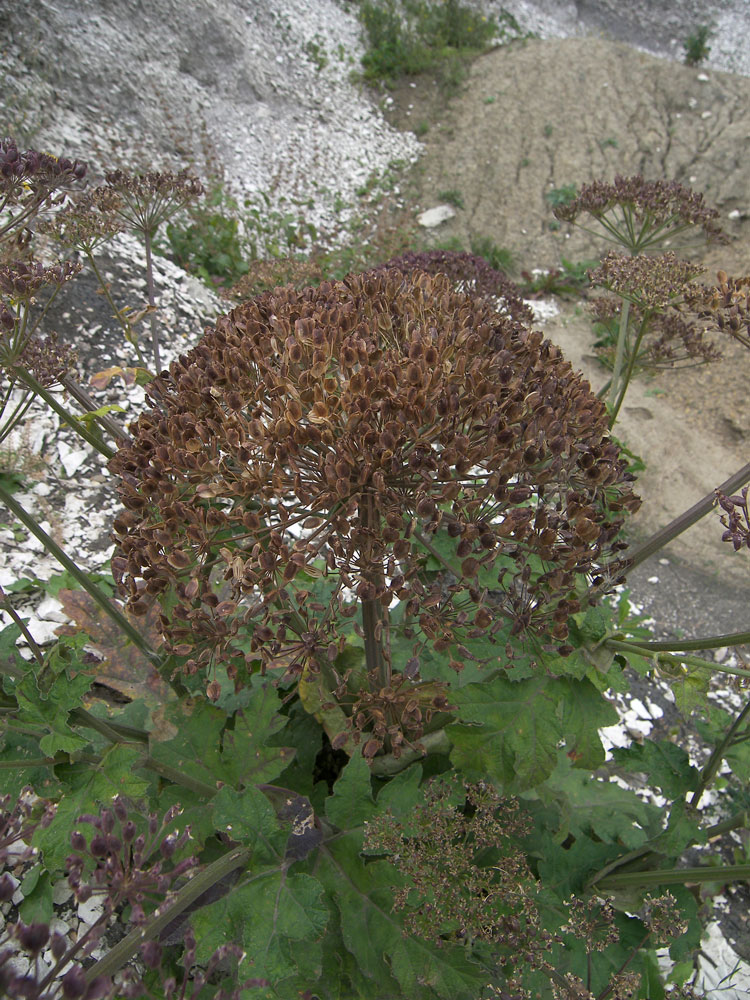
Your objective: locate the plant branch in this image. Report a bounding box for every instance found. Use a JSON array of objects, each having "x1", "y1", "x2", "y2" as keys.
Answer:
[
  {"x1": 605, "y1": 638, "x2": 750, "y2": 682},
  {"x1": 84, "y1": 845, "x2": 251, "y2": 983},
  {"x1": 619, "y1": 460, "x2": 750, "y2": 571},
  {"x1": 690, "y1": 697, "x2": 750, "y2": 808},
  {"x1": 0, "y1": 596, "x2": 45, "y2": 666},
  {"x1": 596, "y1": 862, "x2": 750, "y2": 890},
  {"x1": 608, "y1": 298, "x2": 630, "y2": 417},
  {"x1": 60, "y1": 374, "x2": 131, "y2": 445},
  {"x1": 143, "y1": 228, "x2": 162, "y2": 372},
  {"x1": 12, "y1": 367, "x2": 115, "y2": 459},
  {"x1": 0, "y1": 482, "x2": 162, "y2": 666}
]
